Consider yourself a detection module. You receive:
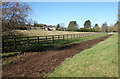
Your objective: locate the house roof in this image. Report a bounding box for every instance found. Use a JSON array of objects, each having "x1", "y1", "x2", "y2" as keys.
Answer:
[
  {"x1": 59, "y1": 27, "x2": 67, "y2": 30},
  {"x1": 47, "y1": 25, "x2": 56, "y2": 28}
]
